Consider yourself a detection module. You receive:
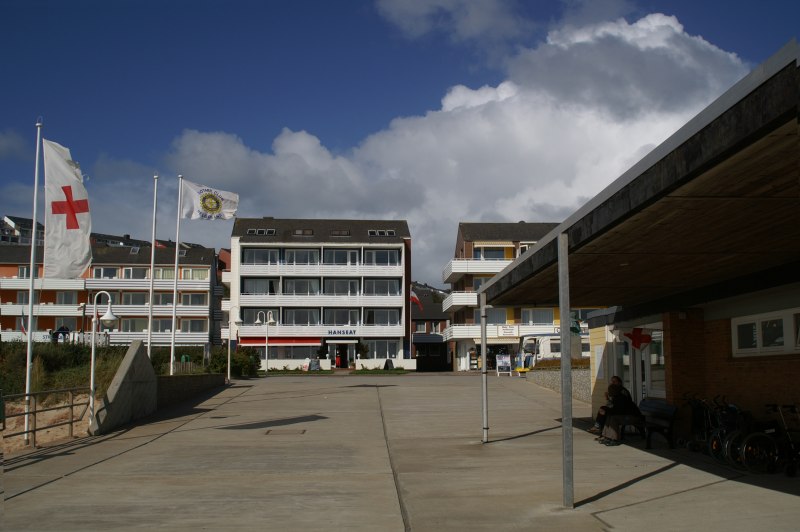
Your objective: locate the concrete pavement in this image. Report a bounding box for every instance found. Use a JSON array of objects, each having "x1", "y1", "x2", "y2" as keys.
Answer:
[{"x1": 4, "y1": 374, "x2": 799, "y2": 531}]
